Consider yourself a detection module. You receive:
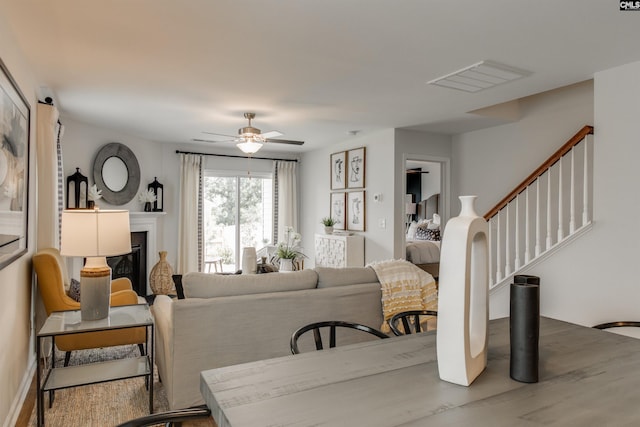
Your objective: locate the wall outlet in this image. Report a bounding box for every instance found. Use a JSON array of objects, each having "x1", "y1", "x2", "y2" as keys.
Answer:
[{"x1": 379, "y1": 218, "x2": 386, "y2": 229}]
